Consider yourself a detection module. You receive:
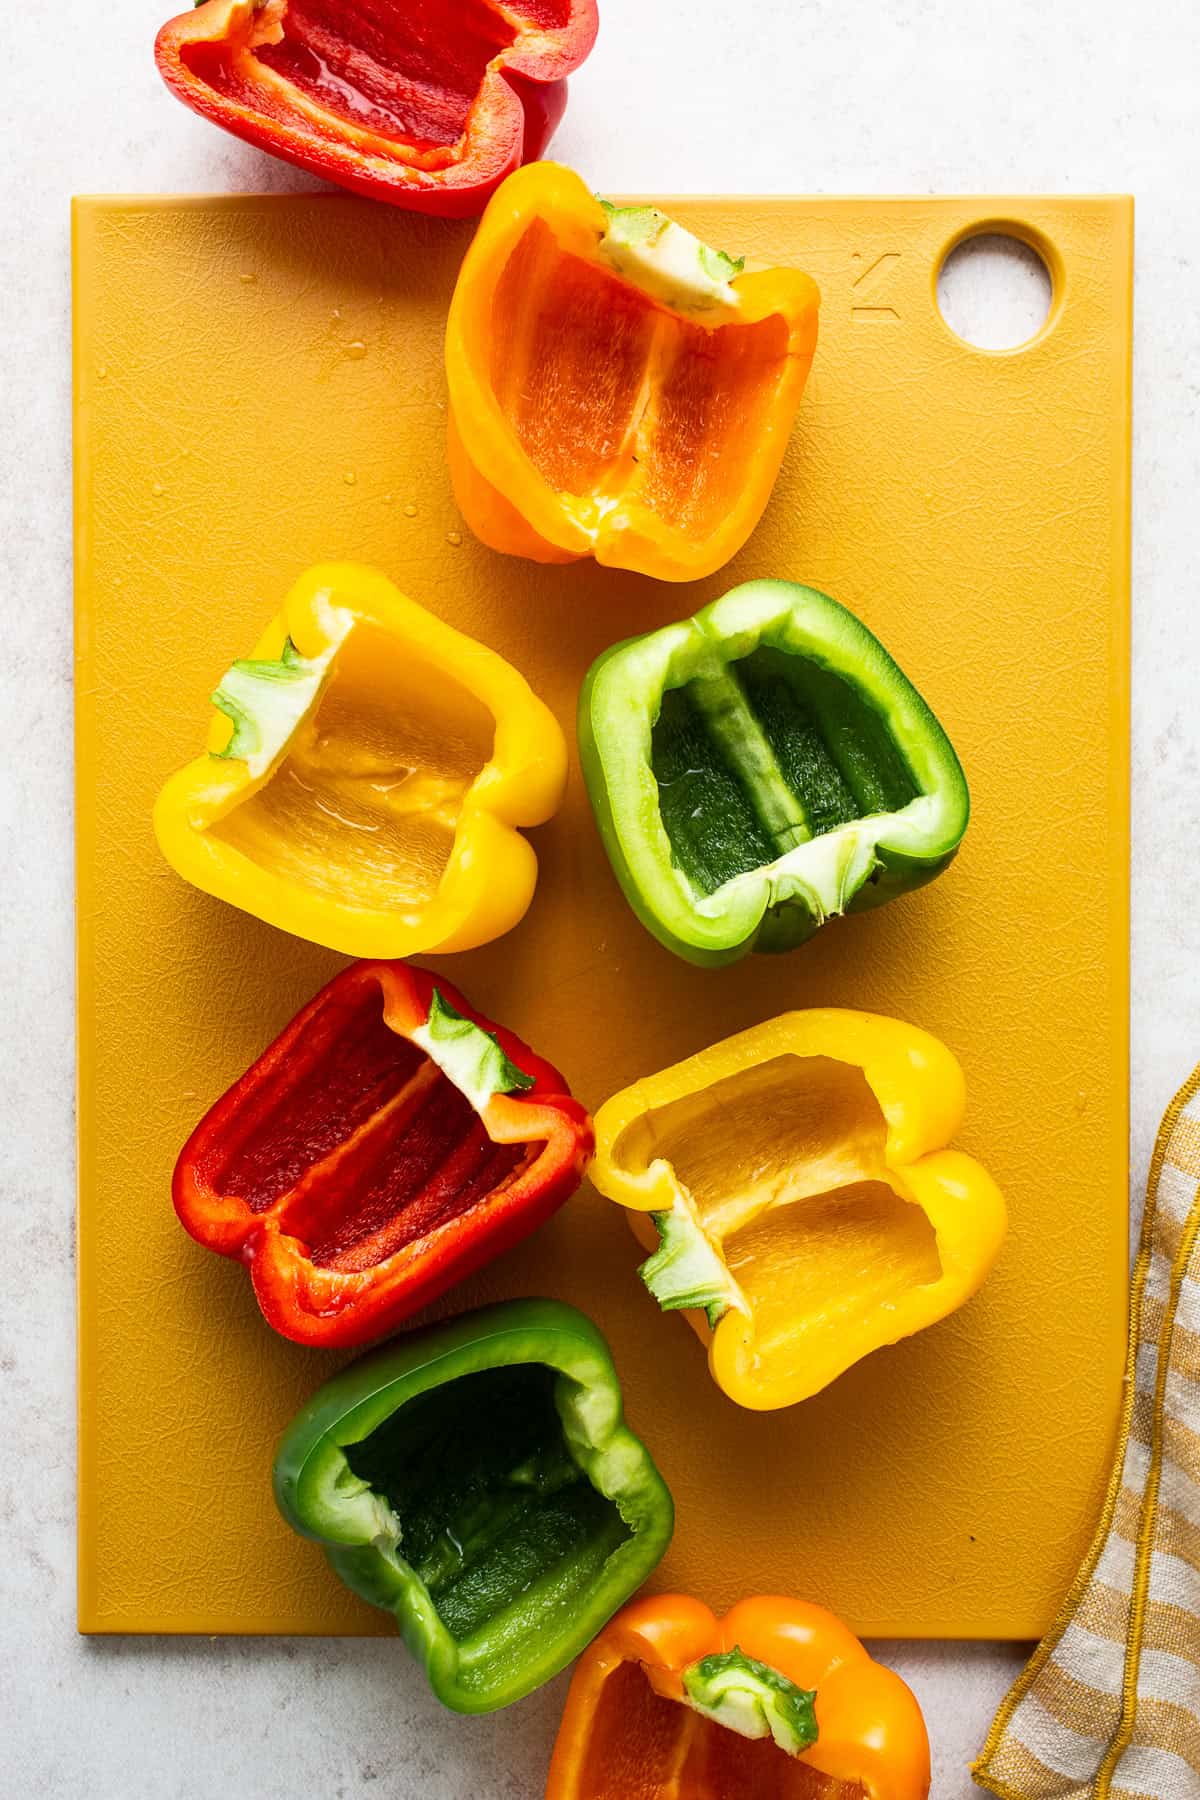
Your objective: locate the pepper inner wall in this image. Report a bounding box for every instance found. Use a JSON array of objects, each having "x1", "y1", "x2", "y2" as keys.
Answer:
[
  {"x1": 651, "y1": 646, "x2": 920, "y2": 899},
  {"x1": 343, "y1": 1364, "x2": 631, "y2": 1639}
]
